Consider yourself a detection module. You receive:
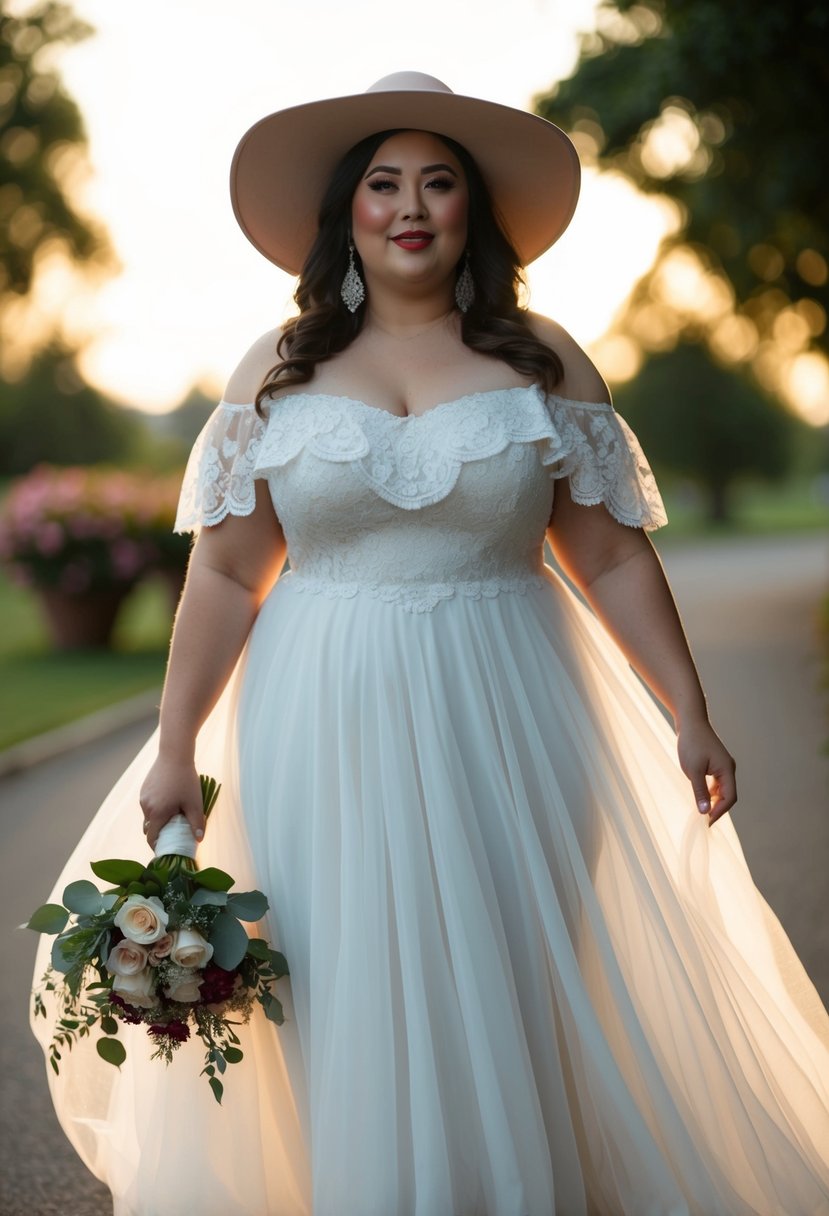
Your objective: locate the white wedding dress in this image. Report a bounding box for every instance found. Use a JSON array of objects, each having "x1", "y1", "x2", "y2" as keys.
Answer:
[{"x1": 31, "y1": 385, "x2": 829, "y2": 1215}]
